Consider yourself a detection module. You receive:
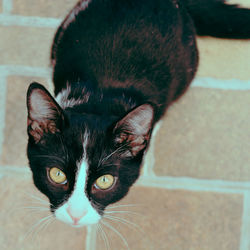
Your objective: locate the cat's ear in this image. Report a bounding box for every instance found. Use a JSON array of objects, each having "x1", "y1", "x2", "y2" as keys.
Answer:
[
  {"x1": 26, "y1": 82, "x2": 65, "y2": 144},
  {"x1": 113, "y1": 104, "x2": 154, "y2": 156}
]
